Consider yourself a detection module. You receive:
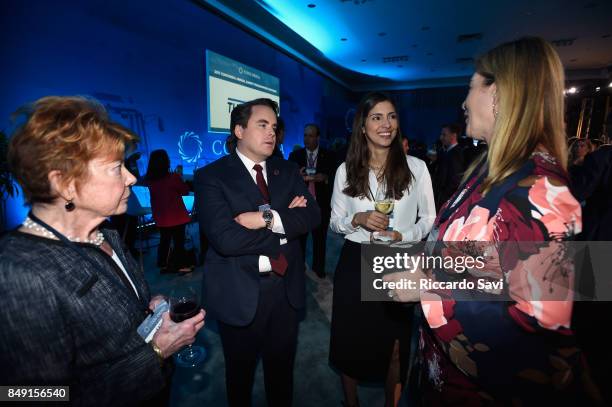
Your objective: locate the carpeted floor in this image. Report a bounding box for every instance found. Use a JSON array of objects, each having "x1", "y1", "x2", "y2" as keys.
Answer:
[{"x1": 142, "y1": 226, "x2": 389, "y2": 407}]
